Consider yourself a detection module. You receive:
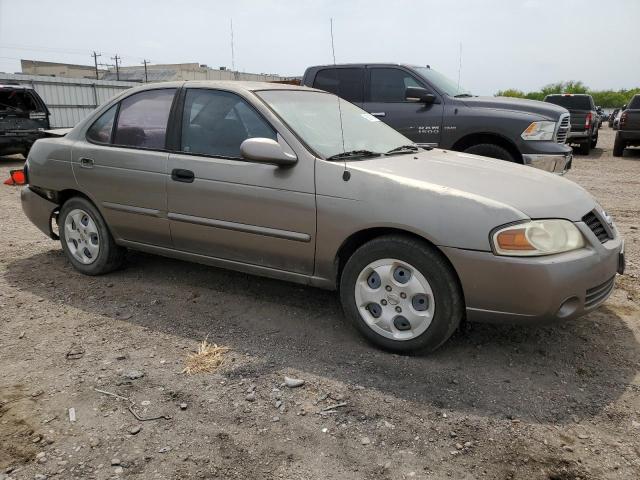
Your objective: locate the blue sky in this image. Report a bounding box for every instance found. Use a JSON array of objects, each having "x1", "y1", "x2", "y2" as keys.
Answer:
[{"x1": 0, "y1": 0, "x2": 638, "y2": 95}]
